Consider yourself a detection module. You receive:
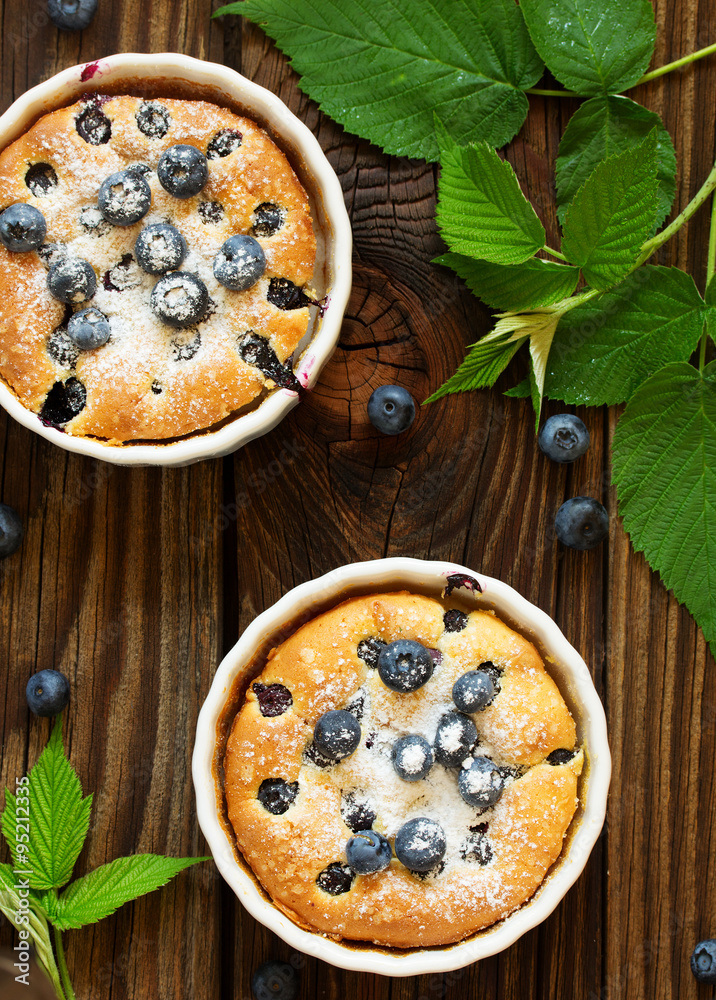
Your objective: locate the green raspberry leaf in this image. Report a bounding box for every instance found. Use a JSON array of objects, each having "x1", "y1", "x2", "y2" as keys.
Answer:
[
  {"x1": 424, "y1": 334, "x2": 525, "y2": 403},
  {"x1": 561, "y1": 130, "x2": 659, "y2": 289},
  {"x1": 543, "y1": 266, "x2": 705, "y2": 405},
  {"x1": 613, "y1": 361, "x2": 716, "y2": 657},
  {"x1": 2, "y1": 718, "x2": 92, "y2": 890},
  {"x1": 556, "y1": 96, "x2": 676, "y2": 228},
  {"x1": 504, "y1": 379, "x2": 532, "y2": 398},
  {"x1": 436, "y1": 130, "x2": 545, "y2": 264},
  {"x1": 52, "y1": 854, "x2": 208, "y2": 931},
  {"x1": 520, "y1": 0, "x2": 656, "y2": 96},
  {"x1": 216, "y1": 0, "x2": 544, "y2": 159},
  {"x1": 434, "y1": 253, "x2": 579, "y2": 310}
]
